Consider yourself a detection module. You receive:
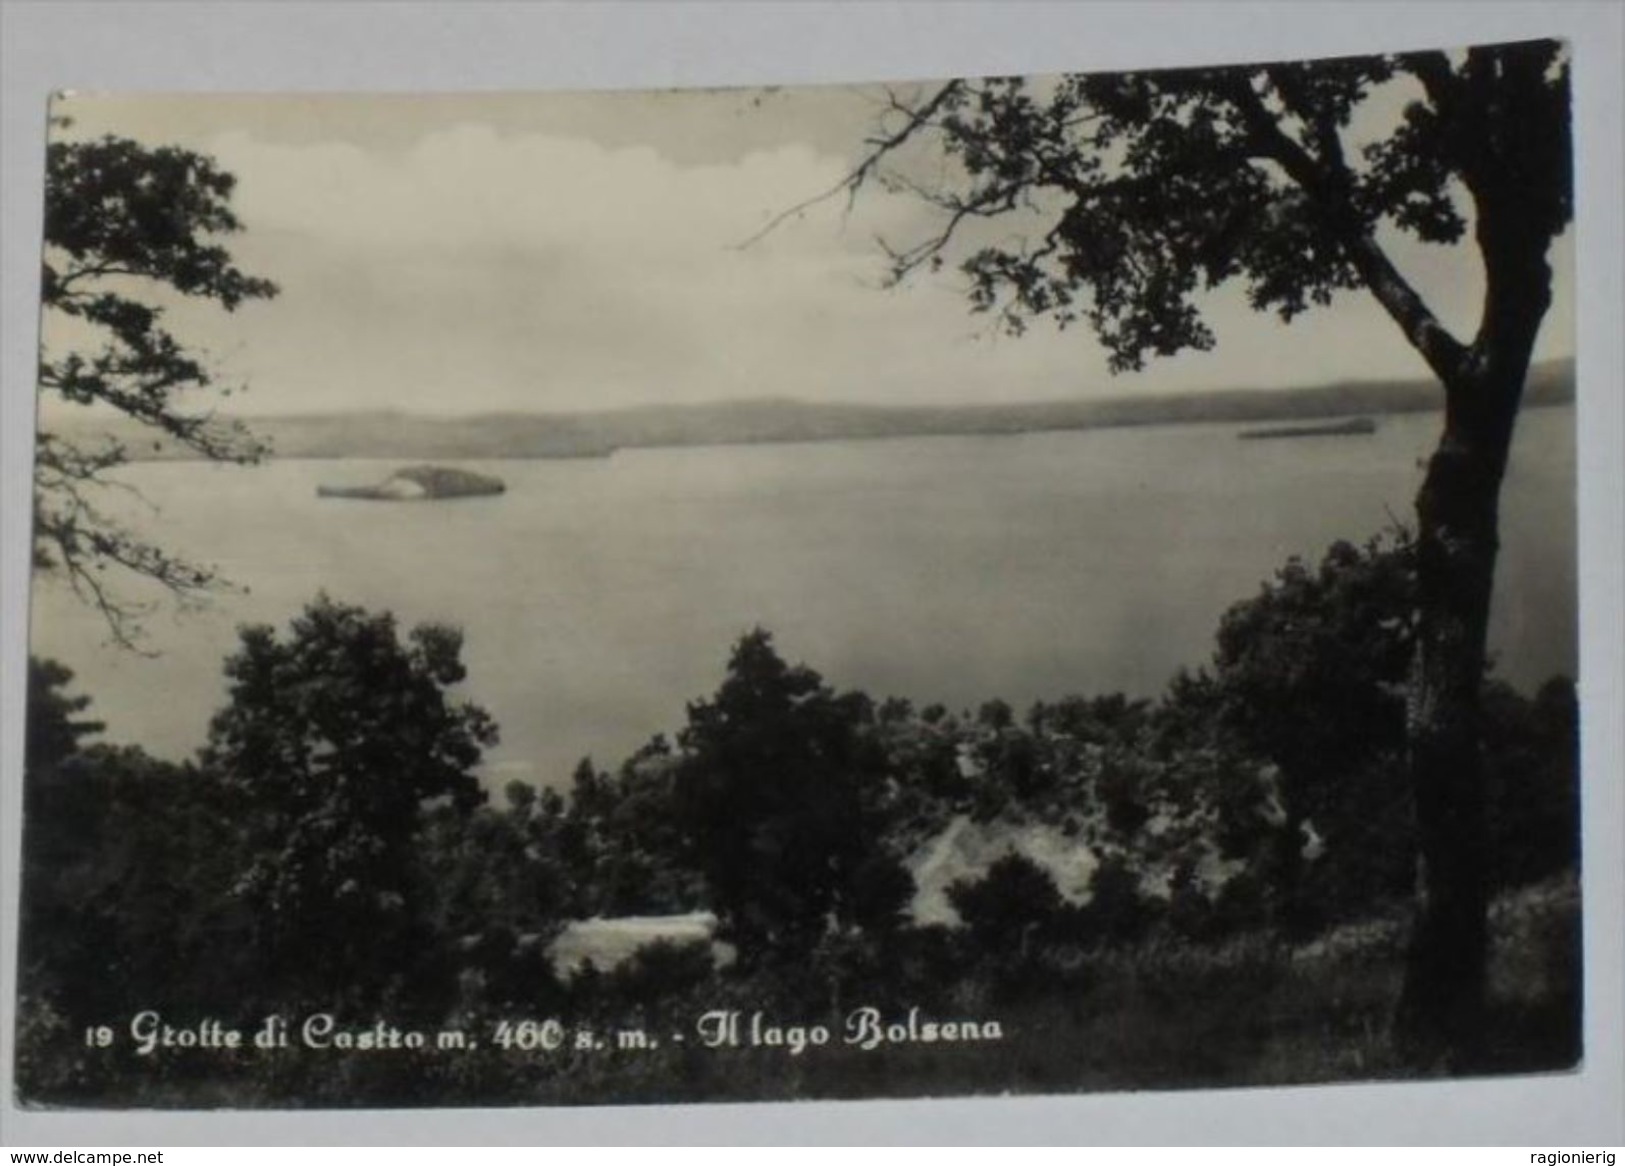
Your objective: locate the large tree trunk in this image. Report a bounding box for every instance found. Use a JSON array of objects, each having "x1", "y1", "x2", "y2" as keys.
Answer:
[
  {"x1": 1395, "y1": 215, "x2": 1554, "y2": 1062},
  {"x1": 1396, "y1": 410, "x2": 1504, "y2": 1062}
]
